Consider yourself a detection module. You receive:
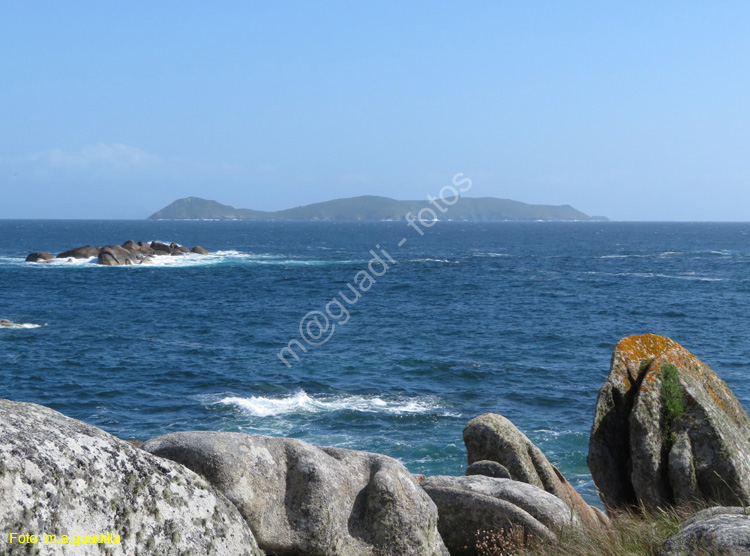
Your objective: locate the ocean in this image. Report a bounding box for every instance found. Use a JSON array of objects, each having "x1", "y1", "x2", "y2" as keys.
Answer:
[{"x1": 1, "y1": 220, "x2": 749, "y2": 506}]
